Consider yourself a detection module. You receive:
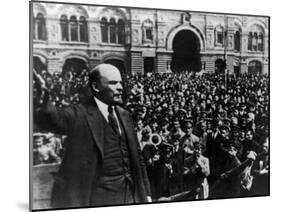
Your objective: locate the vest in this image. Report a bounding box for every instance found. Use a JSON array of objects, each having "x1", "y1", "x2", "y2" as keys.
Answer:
[{"x1": 95, "y1": 116, "x2": 133, "y2": 190}]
